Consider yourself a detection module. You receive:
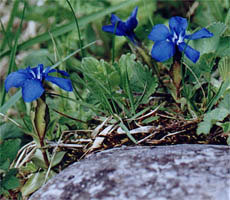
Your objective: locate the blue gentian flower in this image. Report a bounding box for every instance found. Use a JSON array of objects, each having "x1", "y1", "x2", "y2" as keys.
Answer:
[
  {"x1": 148, "y1": 16, "x2": 214, "y2": 63},
  {"x1": 5, "y1": 64, "x2": 73, "y2": 102},
  {"x1": 102, "y1": 6, "x2": 138, "y2": 43}
]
